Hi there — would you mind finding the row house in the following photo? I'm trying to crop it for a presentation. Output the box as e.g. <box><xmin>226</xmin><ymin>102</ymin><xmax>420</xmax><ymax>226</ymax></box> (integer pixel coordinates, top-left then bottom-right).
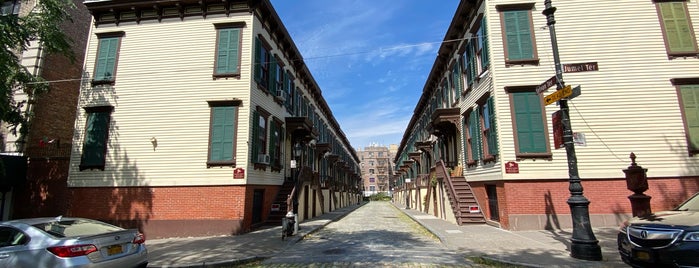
<box><xmin>394</xmin><ymin>0</ymin><xmax>699</xmax><ymax>231</ymax></box>
<box><xmin>1</xmin><ymin>0</ymin><xmax>91</xmax><ymax>220</ymax></box>
<box><xmin>74</xmin><ymin>0</ymin><xmax>361</xmax><ymax>238</ymax></box>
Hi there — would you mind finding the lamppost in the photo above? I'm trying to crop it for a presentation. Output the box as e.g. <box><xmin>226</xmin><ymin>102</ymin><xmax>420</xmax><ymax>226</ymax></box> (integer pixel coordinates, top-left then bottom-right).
<box><xmin>292</xmin><ymin>142</ymin><xmax>303</xmax><ymax>215</ymax></box>
<box><xmin>542</xmin><ymin>0</ymin><xmax>602</xmax><ymax>261</ymax></box>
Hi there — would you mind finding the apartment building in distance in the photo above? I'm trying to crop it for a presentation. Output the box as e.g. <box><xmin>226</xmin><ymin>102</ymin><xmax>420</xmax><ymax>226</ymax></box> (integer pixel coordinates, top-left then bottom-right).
<box><xmin>358</xmin><ymin>144</ymin><xmax>395</xmax><ymax>197</ymax></box>
<box><xmin>393</xmin><ymin>0</ymin><xmax>699</xmax><ymax>231</ymax></box>
<box><xmin>73</xmin><ymin>0</ymin><xmax>361</xmax><ymax>238</ymax></box>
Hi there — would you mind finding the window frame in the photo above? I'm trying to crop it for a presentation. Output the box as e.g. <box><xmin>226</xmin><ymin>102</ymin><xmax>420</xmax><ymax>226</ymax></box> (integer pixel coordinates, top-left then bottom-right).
<box><xmin>654</xmin><ymin>0</ymin><xmax>699</xmax><ymax>58</ymax></box>
<box><xmin>497</xmin><ymin>4</ymin><xmax>539</xmax><ymax>66</ymax></box>
<box><xmin>506</xmin><ymin>86</ymin><xmax>551</xmax><ymax>159</ymax></box>
<box><xmin>206</xmin><ymin>100</ymin><xmax>240</xmax><ymax>168</ymax></box>
<box><xmin>79</xmin><ymin>106</ymin><xmax>114</xmax><ymax>171</ymax></box>
<box><xmin>672</xmin><ymin>78</ymin><xmax>699</xmax><ymax>155</ymax></box>
<box><xmin>254</xmin><ymin>35</ymin><xmax>272</xmax><ymax>91</ymax></box>
<box><xmin>213</xmin><ymin>22</ymin><xmax>245</xmax><ymax>78</ymax></box>
<box><xmin>92</xmin><ymin>32</ymin><xmax>125</xmax><ymax>86</ymax></box>
<box><xmin>479</xmin><ymin>95</ymin><xmax>498</xmax><ymax>163</ymax></box>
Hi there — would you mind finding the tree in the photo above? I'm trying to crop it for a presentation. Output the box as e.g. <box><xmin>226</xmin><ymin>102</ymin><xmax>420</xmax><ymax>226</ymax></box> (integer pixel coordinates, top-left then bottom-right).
<box><xmin>1</xmin><ymin>0</ymin><xmax>75</xmax><ymax>149</ymax></box>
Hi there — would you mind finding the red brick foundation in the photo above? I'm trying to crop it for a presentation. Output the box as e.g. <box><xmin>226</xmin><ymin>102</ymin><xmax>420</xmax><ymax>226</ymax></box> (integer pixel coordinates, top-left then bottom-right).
<box><xmin>470</xmin><ymin>176</ymin><xmax>699</xmax><ymax>230</ymax></box>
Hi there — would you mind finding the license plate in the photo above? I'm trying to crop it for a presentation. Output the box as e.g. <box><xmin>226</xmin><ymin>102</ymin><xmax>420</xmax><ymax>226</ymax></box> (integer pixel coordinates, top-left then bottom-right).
<box><xmin>633</xmin><ymin>250</ymin><xmax>651</xmax><ymax>261</ymax></box>
<box><xmin>107</xmin><ymin>245</ymin><xmax>123</xmax><ymax>256</ymax></box>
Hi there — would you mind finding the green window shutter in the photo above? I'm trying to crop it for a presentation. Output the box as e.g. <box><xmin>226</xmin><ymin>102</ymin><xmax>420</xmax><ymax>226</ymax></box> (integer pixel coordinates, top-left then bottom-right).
<box><xmin>215</xmin><ymin>28</ymin><xmax>240</xmax><ymax>74</ymax></box>
<box><xmin>80</xmin><ymin>111</ymin><xmax>110</xmax><ymax>169</ymax></box>
<box><xmin>210</xmin><ymin>106</ymin><xmax>235</xmax><ymax>161</ymax></box>
<box><xmin>513</xmin><ymin>92</ymin><xmax>547</xmax><ymax>153</ymax></box>
<box><xmin>268</xmin><ymin>57</ymin><xmax>278</xmax><ymax>94</ymax></box>
<box><xmin>95</xmin><ymin>37</ymin><xmax>118</xmax><ymax>81</ymax></box>
<box><xmin>680</xmin><ymin>85</ymin><xmax>699</xmax><ymax>151</ymax></box>
<box><xmin>467</xmin><ymin>42</ymin><xmax>477</xmax><ymax>84</ymax></box>
<box><xmin>469</xmin><ymin>109</ymin><xmax>482</xmax><ymax>161</ymax></box>
<box><xmin>660</xmin><ymin>2</ymin><xmax>696</xmax><ymax>53</ymax></box>
<box><xmin>504</xmin><ymin>10</ymin><xmax>533</xmax><ymax>60</ymax></box>
<box><xmin>486</xmin><ymin>96</ymin><xmax>498</xmax><ymax>155</ymax></box>
<box><xmin>254</xmin><ymin>37</ymin><xmax>262</xmax><ymax>83</ymax></box>
<box><xmin>462</xmin><ymin>117</ymin><xmax>469</xmax><ymax>162</ymax></box>
<box><xmin>251</xmin><ymin>110</ymin><xmax>259</xmax><ymax>163</ymax></box>
<box><xmin>480</xmin><ymin>16</ymin><xmax>490</xmax><ymax>68</ymax></box>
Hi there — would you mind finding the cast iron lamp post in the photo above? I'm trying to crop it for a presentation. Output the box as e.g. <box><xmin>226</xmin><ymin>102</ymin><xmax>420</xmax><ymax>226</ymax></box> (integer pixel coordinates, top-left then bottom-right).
<box><xmin>542</xmin><ymin>0</ymin><xmax>602</xmax><ymax>261</ymax></box>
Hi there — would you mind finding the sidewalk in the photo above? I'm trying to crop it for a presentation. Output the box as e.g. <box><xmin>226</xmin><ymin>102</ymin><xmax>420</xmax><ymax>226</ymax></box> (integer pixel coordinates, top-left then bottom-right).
<box><xmin>146</xmin><ymin>201</ymin><xmax>627</xmax><ymax>267</ymax></box>
<box><xmin>398</xmin><ymin>203</ymin><xmax>627</xmax><ymax>268</ymax></box>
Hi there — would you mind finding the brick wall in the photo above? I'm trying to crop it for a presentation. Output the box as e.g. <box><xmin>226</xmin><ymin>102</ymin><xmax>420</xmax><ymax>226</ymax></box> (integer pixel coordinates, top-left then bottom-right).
<box><xmin>471</xmin><ymin>177</ymin><xmax>699</xmax><ymax>230</ymax></box>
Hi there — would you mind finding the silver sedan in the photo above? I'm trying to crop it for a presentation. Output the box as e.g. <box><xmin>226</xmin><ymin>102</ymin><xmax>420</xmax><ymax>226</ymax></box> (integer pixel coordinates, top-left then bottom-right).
<box><xmin>0</xmin><ymin>216</ymin><xmax>148</xmax><ymax>268</ymax></box>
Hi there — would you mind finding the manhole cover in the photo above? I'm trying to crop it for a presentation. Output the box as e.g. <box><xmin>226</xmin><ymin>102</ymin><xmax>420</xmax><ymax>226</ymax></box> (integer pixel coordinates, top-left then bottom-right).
<box><xmin>322</xmin><ymin>248</ymin><xmax>346</xmax><ymax>255</ymax></box>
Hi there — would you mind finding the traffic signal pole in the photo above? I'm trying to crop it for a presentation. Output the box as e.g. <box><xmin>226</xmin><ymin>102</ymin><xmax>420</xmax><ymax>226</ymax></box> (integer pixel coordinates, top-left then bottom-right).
<box><xmin>542</xmin><ymin>0</ymin><xmax>602</xmax><ymax>261</ymax></box>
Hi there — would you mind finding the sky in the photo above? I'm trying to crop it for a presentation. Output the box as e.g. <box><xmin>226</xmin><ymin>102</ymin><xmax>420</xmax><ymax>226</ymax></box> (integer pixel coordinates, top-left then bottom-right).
<box><xmin>269</xmin><ymin>0</ymin><xmax>460</xmax><ymax>150</ymax></box>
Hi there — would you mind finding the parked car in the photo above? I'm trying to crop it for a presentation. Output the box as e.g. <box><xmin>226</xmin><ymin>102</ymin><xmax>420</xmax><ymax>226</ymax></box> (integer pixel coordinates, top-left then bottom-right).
<box><xmin>618</xmin><ymin>192</ymin><xmax>699</xmax><ymax>267</ymax></box>
<box><xmin>0</xmin><ymin>216</ymin><xmax>147</xmax><ymax>268</ymax></box>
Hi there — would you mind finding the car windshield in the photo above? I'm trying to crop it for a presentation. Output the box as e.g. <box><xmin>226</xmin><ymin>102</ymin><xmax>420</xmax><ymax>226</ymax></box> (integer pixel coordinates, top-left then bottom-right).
<box><xmin>677</xmin><ymin>193</ymin><xmax>699</xmax><ymax>211</ymax></box>
<box><xmin>32</xmin><ymin>219</ymin><xmax>123</xmax><ymax>238</ymax></box>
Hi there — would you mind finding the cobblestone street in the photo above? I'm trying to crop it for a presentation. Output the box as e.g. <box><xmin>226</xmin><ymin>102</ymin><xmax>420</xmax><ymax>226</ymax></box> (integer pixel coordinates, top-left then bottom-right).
<box><xmin>257</xmin><ymin>202</ymin><xmax>481</xmax><ymax>267</ymax></box>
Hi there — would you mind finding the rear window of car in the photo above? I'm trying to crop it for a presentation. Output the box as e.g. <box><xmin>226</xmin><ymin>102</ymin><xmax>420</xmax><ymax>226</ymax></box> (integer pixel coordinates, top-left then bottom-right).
<box><xmin>32</xmin><ymin>219</ymin><xmax>123</xmax><ymax>238</ymax></box>
<box><xmin>677</xmin><ymin>194</ymin><xmax>699</xmax><ymax>211</ymax></box>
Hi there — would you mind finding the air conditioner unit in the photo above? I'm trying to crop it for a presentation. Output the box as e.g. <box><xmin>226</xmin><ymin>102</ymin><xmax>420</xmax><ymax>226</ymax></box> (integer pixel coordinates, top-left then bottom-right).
<box><xmin>257</xmin><ymin>154</ymin><xmax>270</xmax><ymax>164</ymax></box>
<box><xmin>275</xmin><ymin>90</ymin><xmax>287</xmax><ymax>101</ymax></box>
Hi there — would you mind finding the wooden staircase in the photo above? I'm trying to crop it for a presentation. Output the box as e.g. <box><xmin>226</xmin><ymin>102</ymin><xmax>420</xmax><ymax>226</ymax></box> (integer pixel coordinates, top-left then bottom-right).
<box><xmin>447</xmin><ymin>175</ymin><xmax>486</xmax><ymax>225</ymax></box>
<box><xmin>260</xmin><ymin>179</ymin><xmax>295</xmax><ymax>227</ymax></box>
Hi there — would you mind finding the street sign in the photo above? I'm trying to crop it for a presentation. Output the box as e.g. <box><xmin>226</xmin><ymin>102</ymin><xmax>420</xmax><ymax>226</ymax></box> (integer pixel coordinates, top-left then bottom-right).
<box><xmin>570</xmin><ymin>85</ymin><xmax>581</xmax><ymax>99</ymax></box>
<box><xmin>536</xmin><ymin>75</ymin><xmax>559</xmax><ymax>94</ymax></box>
<box><xmin>544</xmin><ymin>85</ymin><xmax>572</xmax><ymax>105</ymax></box>
<box><xmin>563</xmin><ymin>62</ymin><xmax>598</xmax><ymax>73</ymax></box>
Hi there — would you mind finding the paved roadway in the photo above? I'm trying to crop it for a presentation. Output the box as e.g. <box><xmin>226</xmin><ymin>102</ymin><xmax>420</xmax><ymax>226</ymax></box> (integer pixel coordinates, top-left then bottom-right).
<box><xmin>259</xmin><ymin>201</ymin><xmax>481</xmax><ymax>267</ymax></box>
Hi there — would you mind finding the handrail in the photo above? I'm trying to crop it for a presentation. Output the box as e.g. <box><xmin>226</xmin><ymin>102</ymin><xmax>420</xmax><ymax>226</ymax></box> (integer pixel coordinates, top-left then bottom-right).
<box><xmin>436</xmin><ymin>160</ymin><xmax>460</xmax><ymax>217</ymax></box>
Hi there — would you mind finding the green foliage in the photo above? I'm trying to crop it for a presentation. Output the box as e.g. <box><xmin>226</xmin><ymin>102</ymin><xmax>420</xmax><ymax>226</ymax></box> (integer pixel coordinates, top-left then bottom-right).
<box><xmin>0</xmin><ymin>0</ymin><xmax>75</xmax><ymax>138</ymax></box>
<box><xmin>368</xmin><ymin>192</ymin><xmax>392</xmax><ymax>201</ymax></box>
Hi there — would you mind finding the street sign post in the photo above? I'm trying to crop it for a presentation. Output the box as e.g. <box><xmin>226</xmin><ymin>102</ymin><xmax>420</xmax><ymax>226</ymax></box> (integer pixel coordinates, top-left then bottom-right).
<box><xmin>544</xmin><ymin>85</ymin><xmax>572</xmax><ymax>105</ymax></box>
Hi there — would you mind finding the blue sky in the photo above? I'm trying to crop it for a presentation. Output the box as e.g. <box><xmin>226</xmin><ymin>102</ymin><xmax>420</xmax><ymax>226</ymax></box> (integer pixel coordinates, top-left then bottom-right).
<box><xmin>269</xmin><ymin>1</ymin><xmax>459</xmax><ymax>150</ymax></box>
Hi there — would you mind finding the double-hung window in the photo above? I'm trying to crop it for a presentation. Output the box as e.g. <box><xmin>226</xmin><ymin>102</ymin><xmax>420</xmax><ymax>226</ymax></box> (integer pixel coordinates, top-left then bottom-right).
<box><xmin>214</xmin><ymin>23</ymin><xmax>244</xmax><ymax>77</ymax></box>
<box><xmin>93</xmin><ymin>32</ymin><xmax>124</xmax><ymax>85</ymax></box>
<box><xmin>79</xmin><ymin>106</ymin><xmax>113</xmax><ymax>171</ymax></box>
<box><xmin>252</xmin><ymin>107</ymin><xmax>270</xmax><ymax>165</ymax></box>
<box><xmin>673</xmin><ymin>79</ymin><xmax>699</xmax><ymax>155</ymax></box>
<box><xmin>254</xmin><ymin>36</ymin><xmax>271</xmax><ymax>90</ymax></box>
<box><xmin>655</xmin><ymin>1</ymin><xmax>698</xmax><ymax>57</ymax></box>
<box><xmin>498</xmin><ymin>4</ymin><xmax>538</xmax><ymax>65</ymax></box>
<box><xmin>480</xmin><ymin>96</ymin><xmax>498</xmax><ymax>161</ymax></box>
<box><xmin>463</xmin><ymin>109</ymin><xmax>482</xmax><ymax>166</ymax></box>
<box><xmin>269</xmin><ymin>118</ymin><xmax>283</xmax><ymax>169</ymax></box>
<box><xmin>477</xmin><ymin>16</ymin><xmax>490</xmax><ymax>70</ymax></box>
<box><xmin>207</xmin><ymin>101</ymin><xmax>239</xmax><ymax>167</ymax></box>
<box><xmin>508</xmin><ymin>89</ymin><xmax>550</xmax><ymax>158</ymax></box>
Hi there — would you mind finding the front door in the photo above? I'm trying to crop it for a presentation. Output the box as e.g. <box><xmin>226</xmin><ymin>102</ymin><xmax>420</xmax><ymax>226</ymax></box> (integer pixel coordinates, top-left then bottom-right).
<box><xmin>252</xmin><ymin>189</ymin><xmax>264</xmax><ymax>224</ymax></box>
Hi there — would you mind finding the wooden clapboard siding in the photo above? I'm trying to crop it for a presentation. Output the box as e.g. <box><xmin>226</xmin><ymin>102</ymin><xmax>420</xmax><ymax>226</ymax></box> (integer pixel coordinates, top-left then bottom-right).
<box><xmin>477</xmin><ymin>0</ymin><xmax>699</xmax><ymax>181</ymax></box>
<box><xmin>70</xmin><ymin>13</ymin><xmax>257</xmax><ymax>187</ymax></box>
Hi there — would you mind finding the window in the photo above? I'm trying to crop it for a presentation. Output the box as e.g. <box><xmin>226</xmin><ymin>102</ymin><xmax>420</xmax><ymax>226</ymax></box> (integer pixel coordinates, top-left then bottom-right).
<box><xmin>480</xmin><ymin>96</ymin><xmax>498</xmax><ymax>161</ymax></box>
<box><xmin>478</xmin><ymin>16</ymin><xmax>490</xmax><ymax>70</ymax></box>
<box><xmin>254</xmin><ymin>36</ymin><xmax>271</xmax><ymax>90</ymax></box>
<box><xmin>655</xmin><ymin>1</ymin><xmax>698</xmax><ymax>57</ymax></box>
<box><xmin>252</xmin><ymin>107</ymin><xmax>269</xmax><ymax>165</ymax></box>
<box><xmin>271</xmin><ymin>56</ymin><xmax>284</xmax><ymax>96</ymax></box>
<box><xmin>0</xmin><ymin>227</ymin><xmax>27</xmax><ymax>247</ymax></box>
<box><xmin>508</xmin><ymin>90</ymin><xmax>550</xmax><ymax>158</ymax></box>
<box><xmin>214</xmin><ymin>24</ymin><xmax>243</xmax><ymax>77</ymax></box>
<box><xmin>369</xmin><ymin>178</ymin><xmax>375</xmax><ymax>183</ymax></box>
<box><xmin>1</xmin><ymin>0</ymin><xmax>20</xmax><ymax>15</ymax></box>
<box><xmin>284</xmin><ymin>70</ymin><xmax>295</xmax><ymax>112</ymax></box>
<box><xmin>674</xmin><ymin>79</ymin><xmax>699</xmax><ymax>155</ymax></box>
<box><xmin>498</xmin><ymin>5</ymin><xmax>538</xmax><ymax>65</ymax></box>
<box><xmin>451</xmin><ymin>61</ymin><xmax>463</xmax><ymax>97</ymax></box>
<box><xmin>79</xmin><ymin>106</ymin><xmax>113</xmax><ymax>171</ymax></box>
<box><xmin>369</xmin><ymin>169</ymin><xmax>375</xmax><ymax>174</ymax></box>
<box><xmin>269</xmin><ymin>118</ymin><xmax>283</xmax><ymax>169</ymax></box>
<box><xmin>464</xmin><ymin>109</ymin><xmax>482</xmax><ymax>166</ymax></box>
<box><xmin>93</xmin><ymin>32</ymin><xmax>124</xmax><ymax>85</ymax></box>
<box><xmin>207</xmin><ymin>101</ymin><xmax>239</xmax><ymax>167</ymax></box>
